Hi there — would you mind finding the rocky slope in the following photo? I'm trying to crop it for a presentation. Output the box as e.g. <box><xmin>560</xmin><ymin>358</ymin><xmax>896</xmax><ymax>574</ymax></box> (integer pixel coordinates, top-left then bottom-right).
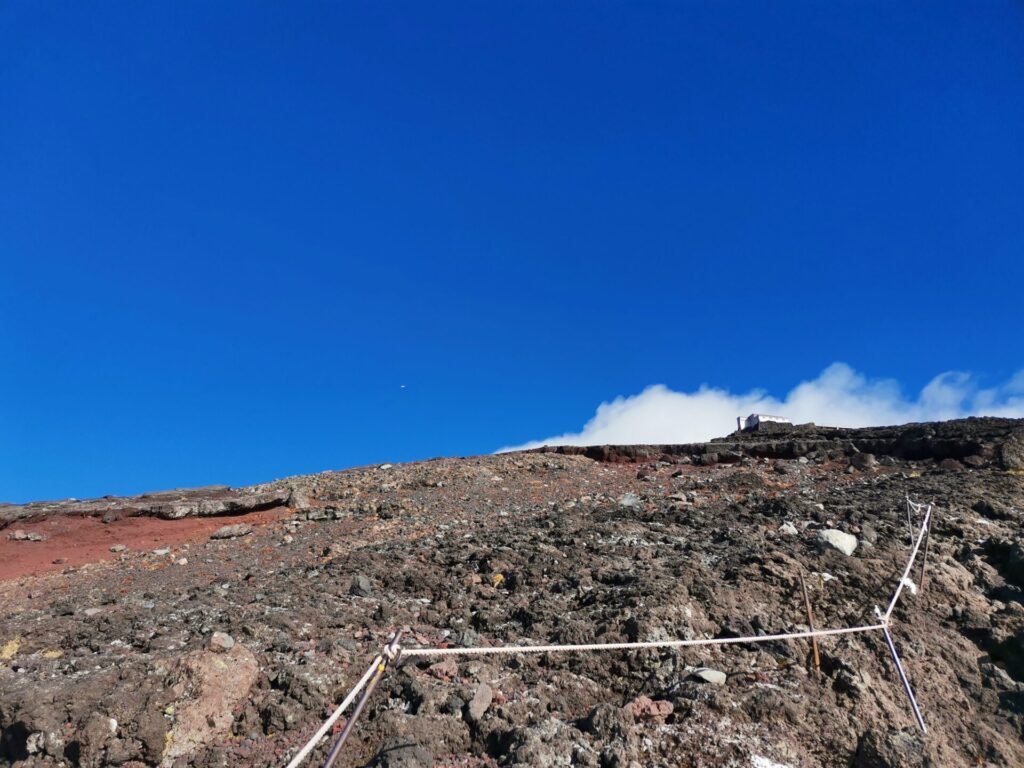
<box><xmin>1</xmin><ymin>418</ymin><xmax>1023</xmax><ymax>767</ymax></box>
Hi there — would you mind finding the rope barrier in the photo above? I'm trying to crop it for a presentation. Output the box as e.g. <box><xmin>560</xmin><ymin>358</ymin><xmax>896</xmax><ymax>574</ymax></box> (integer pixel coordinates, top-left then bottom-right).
<box><xmin>883</xmin><ymin>502</ymin><xmax>931</xmax><ymax>622</ymax></box>
<box><xmin>321</xmin><ymin>631</ymin><xmax>403</xmax><ymax>768</ymax></box>
<box><xmin>284</xmin><ymin>496</ymin><xmax>937</xmax><ymax>766</ymax></box>
<box><xmin>283</xmin><ymin>654</ymin><xmax>383</xmax><ymax>768</ymax></box>
<box><xmin>401</xmin><ymin>623</ymin><xmax>885</xmax><ymax>658</ymax></box>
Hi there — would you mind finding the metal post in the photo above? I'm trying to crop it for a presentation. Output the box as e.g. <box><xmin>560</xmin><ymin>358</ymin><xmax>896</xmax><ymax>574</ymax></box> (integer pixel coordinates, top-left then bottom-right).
<box><xmin>880</xmin><ymin>624</ymin><xmax>927</xmax><ymax>733</ymax></box>
<box><xmin>918</xmin><ymin>511</ymin><xmax>931</xmax><ymax>591</ymax></box>
<box><xmin>799</xmin><ymin>570</ymin><xmax>820</xmax><ymax>675</ymax></box>
<box><xmin>284</xmin><ymin>654</ymin><xmax>383</xmax><ymax>768</ymax></box>
<box><xmin>322</xmin><ymin>631</ymin><xmax>404</xmax><ymax>768</ymax></box>
<box><xmin>904</xmin><ymin>497</ymin><xmax>915</xmax><ymax>547</ymax></box>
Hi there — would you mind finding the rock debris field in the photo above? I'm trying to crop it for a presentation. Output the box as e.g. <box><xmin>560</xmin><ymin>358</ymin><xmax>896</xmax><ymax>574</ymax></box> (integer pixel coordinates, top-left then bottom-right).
<box><xmin>2</xmin><ymin>417</ymin><xmax>1024</xmax><ymax>767</ymax></box>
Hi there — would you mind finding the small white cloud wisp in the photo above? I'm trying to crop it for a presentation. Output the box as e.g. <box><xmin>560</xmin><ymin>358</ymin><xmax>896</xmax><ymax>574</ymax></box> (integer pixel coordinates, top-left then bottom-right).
<box><xmin>499</xmin><ymin>363</ymin><xmax>1024</xmax><ymax>451</ymax></box>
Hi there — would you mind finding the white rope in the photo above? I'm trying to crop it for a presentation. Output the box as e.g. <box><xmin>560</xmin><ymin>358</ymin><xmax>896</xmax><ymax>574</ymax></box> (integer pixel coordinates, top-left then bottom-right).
<box><xmin>284</xmin><ymin>654</ymin><xmax>383</xmax><ymax>768</ymax></box>
<box><xmin>883</xmin><ymin>503</ymin><xmax>931</xmax><ymax>621</ymax></box>
<box><xmin>402</xmin><ymin>623</ymin><xmax>885</xmax><ymax>658</ymax></box>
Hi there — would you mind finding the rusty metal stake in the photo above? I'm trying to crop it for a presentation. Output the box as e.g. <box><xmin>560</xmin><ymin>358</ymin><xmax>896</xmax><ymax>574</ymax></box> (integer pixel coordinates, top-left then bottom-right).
<box><xmin>799</xmin><ymin>569</ymin><xmax>821</xmax><ymax>675</ymax></box>
<box><xmin>918</xmin><ymin>511</ymin><xmax>932</xmax><ymax>591</ymax></box>
<box><xmin>322</xmin><ymin>630</ymin><xmax>403</xmax><ymax>768</ymax></box>
<box><xmin>905</xmin><ymin>496</ymin><xmax>915</xmax><ymax>547</ymax></box>
<box><xmin>880</xmin><ymin>623</ymin><xmax>927</xmax><ymax>732</ymax></box>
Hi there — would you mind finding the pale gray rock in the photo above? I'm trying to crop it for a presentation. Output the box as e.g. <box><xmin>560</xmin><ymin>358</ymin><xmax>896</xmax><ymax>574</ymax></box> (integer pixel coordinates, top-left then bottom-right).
<box><xmin>618</xmin><ymin>493</ymin><xmax>642</xmax><ymax>510</ymax></box>
<box><xmin>465</xmin><ymin>683</ymin><xmax>493</xmax><ymax>723</ymax></box>
<box><xmin>819</xmin><ymin>529</ymin><xmax>858</xmax><ymax>556</ymax></box>
<box><xmin>691</xmin><ymin>667</ymin><xmax>727</xmax><ymax>685</ymax></box>
<box><xmin>210</xmin><ymin>523</ymin><xmax>252</xmax><ymax>539</ymax></box>
<box><xmin>209</xmin><ymin>631</ymin><xmax>235</xmax><ymax>652</ymax></box>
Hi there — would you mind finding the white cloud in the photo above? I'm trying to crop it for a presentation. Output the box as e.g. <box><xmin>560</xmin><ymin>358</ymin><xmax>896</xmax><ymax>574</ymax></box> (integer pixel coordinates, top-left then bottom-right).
<box><xmin>499</xmin><ymin>363</ymin><xmax>1024</xmax><ymax>450</ymax></box>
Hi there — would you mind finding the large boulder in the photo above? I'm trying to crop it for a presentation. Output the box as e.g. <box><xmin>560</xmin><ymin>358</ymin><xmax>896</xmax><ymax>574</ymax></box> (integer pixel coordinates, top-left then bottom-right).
<box><xmin>161</xmin><ymin>645</ymin><xmax>259</xmax><ymax>766</ymax></box>
<box><xmin>1000</xmin><ymin>429</ymin><xmax>1024</xmax><ymax>470</ymax></box>
<box><xmin>850</xmin><ymin>452</ymin><xmax>877</xmax><ymax>470</ymax></box>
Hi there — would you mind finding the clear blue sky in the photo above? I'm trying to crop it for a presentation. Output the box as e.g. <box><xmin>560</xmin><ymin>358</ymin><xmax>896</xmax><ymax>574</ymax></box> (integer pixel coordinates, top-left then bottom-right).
<box><xmin>2</xmin><ymin>2</ymin><xmax>1022</xmax><ymax>502</ymax></box>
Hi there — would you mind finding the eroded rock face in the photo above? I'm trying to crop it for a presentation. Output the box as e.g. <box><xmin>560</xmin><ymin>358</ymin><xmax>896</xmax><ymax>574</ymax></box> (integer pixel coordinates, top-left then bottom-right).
<box><xmin>0</xmin><ymin>487</ymin><xmax>290</xmax><ymax>528</ymax></box>
<box><xmin>528</xmin><ymin>416</ymin><xmax>1024</xmax><ymax>468</ymax></box>
<box><xmin>150</xmin><ymin>490</ymin><xmax>292</xmax><ymax>520</ymax></box>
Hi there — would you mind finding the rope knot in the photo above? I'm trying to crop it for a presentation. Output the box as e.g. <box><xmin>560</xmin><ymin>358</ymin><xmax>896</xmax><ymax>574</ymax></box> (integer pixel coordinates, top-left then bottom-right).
<box><xmin>382</xmin><ymin>630</ymin><xmax>404</xmax><ymax>664</ymax></box>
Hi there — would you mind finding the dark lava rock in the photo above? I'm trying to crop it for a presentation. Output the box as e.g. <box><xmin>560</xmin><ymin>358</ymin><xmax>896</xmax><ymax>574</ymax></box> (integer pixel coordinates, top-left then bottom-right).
<box><xmin>850</xmin><ymin>452</ymin><xmax>877</xmax><ymax>470</ymax></box>
<box><xmin>349</xmin><ymin>574</ymin><xmax>374</xmax><ymax>596</ymax></box>
<box><xmin>973</xmin><ymin>499</ymin><xmax>1019</xmax><ymax>521</ymax></box>
<box><xmin>1000</xmin><ymin>429</ymin><xmax>1024</xmax><ymax>470</ymax></box>
<box><xmin>376</xmin><ymin>744</ymin><xmax>434</xmax><ymax>767</ymax></box>
<box><xmin>585</xmin><ymin>703</ymin><xmax>633</xmax><ymax>739</ymax></box>
<box><xmin>852</xmin><ymin>728</ymin><xmax>932</xmax><ymax>767</ymax></box>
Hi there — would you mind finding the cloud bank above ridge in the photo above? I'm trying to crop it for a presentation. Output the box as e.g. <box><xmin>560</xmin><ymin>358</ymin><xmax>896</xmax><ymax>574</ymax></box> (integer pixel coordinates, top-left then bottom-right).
<box><xmin>500</xmin><ymin>363</ymin><xmax>1024</xmax><ymax>451</ymax></box>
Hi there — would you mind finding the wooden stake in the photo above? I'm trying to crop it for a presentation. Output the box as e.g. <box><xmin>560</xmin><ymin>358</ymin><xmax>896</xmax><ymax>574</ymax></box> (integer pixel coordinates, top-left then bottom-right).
<box><xmin>799</xmin><ymin>569</ymin><xmax>821</xmax><ymax>675</ymax></box>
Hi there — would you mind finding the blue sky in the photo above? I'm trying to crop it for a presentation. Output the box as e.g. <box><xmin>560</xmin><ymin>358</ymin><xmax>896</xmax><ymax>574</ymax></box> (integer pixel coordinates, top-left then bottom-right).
<box><xmin>2</xmin><ymin>2</ymin><xmax>1023</xmax><ymax>502</ymax></box>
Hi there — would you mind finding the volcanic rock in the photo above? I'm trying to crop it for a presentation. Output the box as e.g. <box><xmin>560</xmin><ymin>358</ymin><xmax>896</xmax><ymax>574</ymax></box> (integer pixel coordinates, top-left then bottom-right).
<box><xmin>1000</xmin><ymin>429</ymin><xmax>1024</xmax><ymax>470</ymax></box>
<box><xmin>779</xmin><ymin>522</ymin><xmax>799</xmax><ymax>537</ymax></box>
<box><xmin>464</xmin><ymin>683</ymin><xmax>492</xmax><ymax>723</ymax></box>
<box><xmin>210</xmin><ymin>523</ymin><xmax>252</xmax><ymax>539</ymax></box>
<box><xmin>691</xmin><ymin>667</ymin><xmax>727</xmax><ymax>685</ymax></box>
<box><xmin>850</xmin><ymin>452</ymin><xmax>877</xmax><ymax>470</ymax></box>
<box><xmin>349</xmin><ymin>574</ymin><xmax>373</xmax><ymax>596</ymax></box>
<box><xmin>209</xmin><ymin>631</ymin><xmax>235</xmax><ymax>652</ymax></box>
<box><xmin>818</xmin><ymin>529</ymin><xmax>858</xmax><ymax>556</ymax></box>
<box><xmin>628</xmin><ymin>695</ymin><xmax>674</xmax><ymax>722</ymax></box>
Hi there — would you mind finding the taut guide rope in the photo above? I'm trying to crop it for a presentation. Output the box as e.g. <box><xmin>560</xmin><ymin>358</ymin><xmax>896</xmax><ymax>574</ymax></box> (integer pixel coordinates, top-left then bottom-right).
<box><xmin>286</xmin><ymin>497</ymin><xmax>935</xmax><ymax>766</ymax></box>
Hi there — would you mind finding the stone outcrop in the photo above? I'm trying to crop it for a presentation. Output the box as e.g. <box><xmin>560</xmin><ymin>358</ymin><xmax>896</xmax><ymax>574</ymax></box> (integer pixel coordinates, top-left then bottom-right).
<box><xmin>528</xmin><ymin>416</ymin><xmax>1022</xmax><ymax>468</ymax></box>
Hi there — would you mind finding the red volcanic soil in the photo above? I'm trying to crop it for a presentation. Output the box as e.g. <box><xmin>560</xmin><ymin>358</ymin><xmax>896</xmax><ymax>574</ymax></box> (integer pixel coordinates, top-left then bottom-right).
<box><xmin>0</xmin><ymin>506</ymin><xmax>292</xmax><ymax>581</ymax></box>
